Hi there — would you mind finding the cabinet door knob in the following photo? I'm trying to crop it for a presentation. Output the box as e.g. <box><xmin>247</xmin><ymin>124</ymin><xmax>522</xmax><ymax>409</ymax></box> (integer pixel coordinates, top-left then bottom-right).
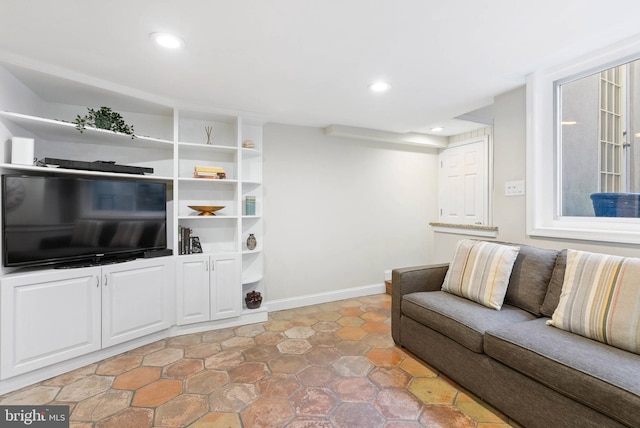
<box><xmin>96</xmin><ymin>276</ymin><xmax>100</xmax><ymax>288</ymax></box>
<box><xmin>104</xmin><ymin>275</ymin><xmax>108</xmax><ymax>286</ymax></box>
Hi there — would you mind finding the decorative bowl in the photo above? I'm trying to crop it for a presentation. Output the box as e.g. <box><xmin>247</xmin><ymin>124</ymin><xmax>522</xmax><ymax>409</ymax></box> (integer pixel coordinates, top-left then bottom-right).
<box><xmin>188</xmin><ymin>205</ymin><xmax>225</xmax><ymax>216</ymax></box>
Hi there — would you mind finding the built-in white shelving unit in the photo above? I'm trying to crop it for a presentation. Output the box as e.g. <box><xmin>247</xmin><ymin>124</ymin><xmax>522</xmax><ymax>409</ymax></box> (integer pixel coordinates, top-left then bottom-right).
<box><xmin>0</xmin><ymin>62</ymin><xmax>267</xmax><ymax>392</ymax></box>
<box><xmin>240</xmin><ymin>123</ymin><xmax>264</xmax><ymax>314</ymax></box>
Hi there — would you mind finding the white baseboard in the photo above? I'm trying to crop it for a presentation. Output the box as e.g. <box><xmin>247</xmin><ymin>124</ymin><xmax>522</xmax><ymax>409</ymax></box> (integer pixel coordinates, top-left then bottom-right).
<box><xmin>0</xmin><ymin>330</ymin><xmax>168</xmax><ymax>396</ymax></box>
<box><xmin>171</xmin><ymin>307</ymin><xmax>269</xmax><ymax>336</ymax></box>
<box><xmin>265</xmin><ymin>283</ymin><xmax>386</xmax><ymax>312</ymax></box>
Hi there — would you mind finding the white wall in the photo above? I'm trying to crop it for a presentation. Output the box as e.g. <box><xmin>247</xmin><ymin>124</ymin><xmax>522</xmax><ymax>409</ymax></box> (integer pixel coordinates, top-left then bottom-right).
<box><xmin>0</xmin><ymin>67</ymin><xmax>43</xmax><ymax>164</ymax></box>
<box><xmin>263</xmin><ymin>123</ymin><xmax>439</xmax><ymax>303</ymax></box>
<box><xmin>434</xmin><ymin>85</ymin><xmax>640</xmax><ymax>260</ymax></box>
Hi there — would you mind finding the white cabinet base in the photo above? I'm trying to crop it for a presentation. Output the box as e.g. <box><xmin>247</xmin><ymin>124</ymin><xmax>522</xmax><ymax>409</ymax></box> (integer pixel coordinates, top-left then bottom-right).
<box><xmin>102</xmin><ymin>260</ymin><xmax>173</xmax><ymax>347</ymax></box>
<box><xmin>0</xmin><ymin>329</ymin><xmax>167</xmax><ymax>396</ymax></box>
<box><xmin>0</xmin><ymin>258</ymin><xmax>172</xmax><ymax>381</ymax></box>
<box><xmin>211</xmin><ymin>253</ymin><xmax>242</xmax><ymax>320</ymax></box>
<box><xmin>176</xmin><ymin>253</ymin><xmax>242</xmax><ymax>326</ymax></box>
<box><xmin>176</xmin><ymin>255</ymin><xmax>210</xmax><ymax>325</ymax></box>
<box><xmin>0</xmin><ymin>255</ymin><xmax>265</xmax><ymax>395</ymax></box>
<box><xmin>0</xmin><ymin>268</ymin><xmax>101</xmax><ymax>379</ymax></box>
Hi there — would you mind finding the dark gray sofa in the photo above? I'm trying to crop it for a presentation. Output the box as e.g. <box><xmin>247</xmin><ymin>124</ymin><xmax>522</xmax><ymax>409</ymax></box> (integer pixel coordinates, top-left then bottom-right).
<box><xmin>391</xmin><ymin>243</ymin><xmax>640</xmax><ymax>428</ymax></box>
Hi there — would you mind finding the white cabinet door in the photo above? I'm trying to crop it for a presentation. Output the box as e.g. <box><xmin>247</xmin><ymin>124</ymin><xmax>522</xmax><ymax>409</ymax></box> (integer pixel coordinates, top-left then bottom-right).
<box><xmin>101</xmin><ymin>259</ymin><xmax>172</xmax><ymax>348</ymax></box>
<box><xmin>176</xmin><ymin>253</ymin><xmax>241</xmax><ymax>324</ymax></box>
<box><xmin>0</xmin><ymin>268</ymin><xmax>101</xmax><ymax>379</ymax></box>
<box><xmin>176</xmin><ymin>255</ymin><xmax>210</xmax><ymax>325</ymax></box>
<box><xmin>210</xmin><ymin>253</ymin><xmax>241</xmax><ymax>320</ymax></box>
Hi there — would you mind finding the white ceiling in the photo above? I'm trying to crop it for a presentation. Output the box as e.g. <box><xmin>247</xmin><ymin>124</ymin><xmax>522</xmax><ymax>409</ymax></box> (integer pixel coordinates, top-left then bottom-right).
<box><xmin>1</xmin><ymin>1</ymin><xmax>640</xmax><ymax>136</ymax></box>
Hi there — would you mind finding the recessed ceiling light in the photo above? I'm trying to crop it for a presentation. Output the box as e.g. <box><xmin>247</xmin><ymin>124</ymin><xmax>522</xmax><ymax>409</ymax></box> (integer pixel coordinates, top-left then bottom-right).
<box><xmin>150</xmin><ymin>32</ymin><xmax>184</xmax><ymax>49</ymax></box>
<box><xmin>368</xmin><ymin>81</ymin><xmax>392</xmax><ymax>92</ymax></box>
<box><xmin>561</xmin><ymin>121</ymin><xmax>577</xmax><ymax>125</ymax></box>
<box><xmin>430</xmin><ymin>127</ymin><xmax>444</xmax><ymax>132</ymax></box>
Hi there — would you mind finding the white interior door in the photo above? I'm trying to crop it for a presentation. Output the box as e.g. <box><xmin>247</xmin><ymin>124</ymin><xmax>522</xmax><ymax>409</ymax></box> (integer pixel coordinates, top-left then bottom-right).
<box><xmin>439</xmin><ymin>137</ymin><xmax>489</xmax><ymax>225</ymax></box>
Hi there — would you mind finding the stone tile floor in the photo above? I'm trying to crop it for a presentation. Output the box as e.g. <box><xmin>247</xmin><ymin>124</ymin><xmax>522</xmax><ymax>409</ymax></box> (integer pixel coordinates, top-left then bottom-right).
<box><xmin>0</xmin><ymin>294</ymin><xmax>519</xmax><ymax>427</ymax></box>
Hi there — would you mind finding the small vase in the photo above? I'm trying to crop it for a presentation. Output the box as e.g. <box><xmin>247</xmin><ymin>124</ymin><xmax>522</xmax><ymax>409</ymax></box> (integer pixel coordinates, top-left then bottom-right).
<box><xmin>247</xmin><ymin>233</ymin><xmax>257</xmax><ymax>250</ymax></box>
<box><xmin>245</xmin><ymin>291</ymin><xmax>262</xmax><ymax>309</ymax></box>
<box><xmin>205</xmin><ymin>125</ymin><xmax>213</xmax><ymax>145</ymax></box>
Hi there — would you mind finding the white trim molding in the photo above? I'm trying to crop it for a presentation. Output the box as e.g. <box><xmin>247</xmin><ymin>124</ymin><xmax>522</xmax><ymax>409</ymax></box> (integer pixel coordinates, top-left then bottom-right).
<box><xmin>325</xmin><ymin>125</ymin><xmax>447</xmax><ymax>148</ymax></box>
<box><xmin>266</xmin><ymin>283</ymin><xmax>386</xmax><ymax>312</ymax></box>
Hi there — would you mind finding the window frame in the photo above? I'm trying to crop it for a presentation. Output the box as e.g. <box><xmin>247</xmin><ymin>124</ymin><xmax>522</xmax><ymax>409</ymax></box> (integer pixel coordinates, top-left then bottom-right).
<box><xmin>527</xmin><ymin>35</ymin><xmax>640</xmax><ymax>244</ymax></box>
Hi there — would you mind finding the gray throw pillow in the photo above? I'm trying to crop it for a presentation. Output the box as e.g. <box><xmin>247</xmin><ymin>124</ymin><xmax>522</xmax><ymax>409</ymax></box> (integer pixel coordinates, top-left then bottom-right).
<box><xmin>504</xmin><ymin>245</ymin><xmax>559</xmax><ymax>315</ymax></box>
<box><xmin>540</xmin><ymin>249</ymin><xmax>567</xmax><ymax>317</ymax></box>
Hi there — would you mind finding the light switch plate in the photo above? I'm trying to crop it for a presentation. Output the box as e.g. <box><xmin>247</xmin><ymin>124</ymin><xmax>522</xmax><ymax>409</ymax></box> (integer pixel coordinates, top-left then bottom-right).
<box><xmin>505</xmin><ymin>180</ymin><xmax>525</xmax><ymax>196</ymax></box>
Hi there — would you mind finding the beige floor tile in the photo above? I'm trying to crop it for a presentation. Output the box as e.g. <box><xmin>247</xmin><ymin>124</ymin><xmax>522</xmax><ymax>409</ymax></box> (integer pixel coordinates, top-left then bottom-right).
<box><xmin>409</xmin><ymin>377</ymin><xmax>458</xmax><ymax>405</ymax></box>
<box><xmin>0</xmin><ymin>385</ymin><xmax>60</xmax><ymax>405</ymax></box>
<box><xmin>191</xmin><ymin>412</ymin><xmax>242</xmax><ymax>428</ymax></box>
<box><xmin>455</xmin><ymin>391</ymin><xmax>509</xmax><ymax>423</ymax></box>
<box><xmin>0</xmin><ymin>294</ymin><xmax>513</xmax><ymax>427</ymax></box>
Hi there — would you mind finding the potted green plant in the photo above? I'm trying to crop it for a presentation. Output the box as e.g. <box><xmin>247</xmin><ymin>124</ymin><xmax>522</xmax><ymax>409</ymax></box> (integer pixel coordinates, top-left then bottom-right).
<box><xmin>74</xmin><ymin>107</ymin><xmax>135</xmax><ymax>138</ymax></box>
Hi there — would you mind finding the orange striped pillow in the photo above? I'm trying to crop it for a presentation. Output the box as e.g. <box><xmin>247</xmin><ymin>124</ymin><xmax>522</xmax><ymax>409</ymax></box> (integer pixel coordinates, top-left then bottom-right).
<box><xmin>442</xmin><ymin>240</ymin><xmax>520</xmax><ymax>310</ymax></box>
<box><xmin>547</xmin><ymin>249</ymin><xmax>640</xmax><ymax>354</ymax></box>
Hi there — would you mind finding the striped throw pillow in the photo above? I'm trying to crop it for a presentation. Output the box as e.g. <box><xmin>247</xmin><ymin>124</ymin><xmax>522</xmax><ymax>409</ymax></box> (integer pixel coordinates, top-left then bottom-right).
<box><xmin>442</xmin><ymin>240</ymin><xmax>520</xmax><ymax>310</ymax></box>
<box><xmin>547</xmin><ymin>249</ymin><xmax>640</xmax><ymax>354</ymax></box>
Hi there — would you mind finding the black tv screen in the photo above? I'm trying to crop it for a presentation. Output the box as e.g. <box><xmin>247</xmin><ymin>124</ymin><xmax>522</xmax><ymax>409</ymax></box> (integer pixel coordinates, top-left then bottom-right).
<box><xmin>2</xmin><ymin>175</ymin><xmax>167</xmax><ymax>267</ymax></box>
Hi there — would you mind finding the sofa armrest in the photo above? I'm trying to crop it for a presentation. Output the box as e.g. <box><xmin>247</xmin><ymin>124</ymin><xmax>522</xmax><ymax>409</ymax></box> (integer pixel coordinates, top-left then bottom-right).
<box><xmin>391</xmin><ymin>263</ymin><xmax>449</xmax><ymax>345</ymax></box>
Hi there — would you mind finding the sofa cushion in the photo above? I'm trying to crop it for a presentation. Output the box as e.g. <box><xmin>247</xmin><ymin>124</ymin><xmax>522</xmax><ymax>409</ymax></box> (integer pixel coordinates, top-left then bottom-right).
<box><xmin>540</xmin><ymin>249</ymin><xmax>567</xmax><ymax>317</ymax></box>
<box><xmin>503</xmin><ymin>244</ymin><xmax>558</xmax><ymax>315</ymax></box>
<box><xmin>548</xmin><ymin>249</ymin><xmax>640</xmax><ymax>354</ymax></box>
<box><xmin>485</xmin><ymin>318</ymin><xmax>640</xmax><ymax>428</ymax></box>
<box><xmin>402</xmin><ymin>291</ymin><xmax>535</xmax><ymax>353</ymax></box>
<box><xmin>441</xmin><ymin>240</ymin><xmax>520</xmax><ymax>310</ymax></box>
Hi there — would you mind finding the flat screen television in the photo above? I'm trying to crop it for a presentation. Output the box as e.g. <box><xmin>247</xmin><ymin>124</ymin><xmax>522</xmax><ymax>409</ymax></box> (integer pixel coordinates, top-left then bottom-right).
<box><xmin>2</xmin><ymin>174</ymin><xmax>167</xmax><ymax>268</ymax></box>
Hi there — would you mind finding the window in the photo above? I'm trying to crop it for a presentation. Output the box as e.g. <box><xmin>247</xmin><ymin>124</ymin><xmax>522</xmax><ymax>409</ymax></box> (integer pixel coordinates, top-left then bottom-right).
<box><xmin>527</xmin><ymin>35</ymin><xmax>640</xmax><ymax>243</ymax></box>
<box><xmin>560</xmin><ymin>60</ymin><xmax>640</xmax><ymax>217</ymax></box>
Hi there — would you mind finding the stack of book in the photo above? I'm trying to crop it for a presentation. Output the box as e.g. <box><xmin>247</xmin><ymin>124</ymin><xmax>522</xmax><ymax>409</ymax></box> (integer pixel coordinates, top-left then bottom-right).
<box><xmin>178</xmin><ymin>226</ymin><xmax>204</xmax><ymax>255</ymax></box>
<box><xmin>178</xmin><ymin>225</ymin><xmax>194</xmax><ymax>255</ymax></box>
<box><xmin>194</xmin><ymin>165</ymin><xmax>226</xmax><ymax>179</ymax></box>
<box><xmin>177</xmin><ymin>226</ymin><xmax>204</xmax><ymax>255</ymax></box>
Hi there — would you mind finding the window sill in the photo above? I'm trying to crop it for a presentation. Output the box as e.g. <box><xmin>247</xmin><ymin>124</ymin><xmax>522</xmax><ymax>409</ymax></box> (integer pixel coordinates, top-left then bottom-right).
<box><xmin>429</xmin><ymin>222</ymin><xmax>498</xmax><ymax>238</ymax></box>
<box><xmin>528</xmin><ymin>223</ymin><xmax>640</xmax><ymax>245</ymax></box>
